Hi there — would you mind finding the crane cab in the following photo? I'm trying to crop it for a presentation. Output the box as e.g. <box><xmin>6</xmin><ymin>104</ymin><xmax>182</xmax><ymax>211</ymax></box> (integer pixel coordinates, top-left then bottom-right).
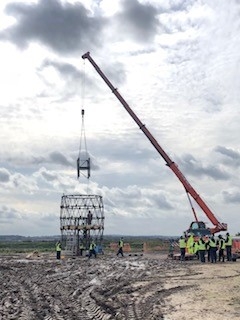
<box><xmin>186</xmin><ymin>221</ymin><xmax>211</xmax><ymax>240</ymax></box>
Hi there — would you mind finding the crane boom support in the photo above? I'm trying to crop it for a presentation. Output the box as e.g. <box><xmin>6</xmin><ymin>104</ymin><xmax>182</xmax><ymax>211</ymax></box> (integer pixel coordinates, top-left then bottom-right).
<box><xmin>82</xmin><ymin>51</ymin><xmax>227</xmax><ymax>233</ymax></box>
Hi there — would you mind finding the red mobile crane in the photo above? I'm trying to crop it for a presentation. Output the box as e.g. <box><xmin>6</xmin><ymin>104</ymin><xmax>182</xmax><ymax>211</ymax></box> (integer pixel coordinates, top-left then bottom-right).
<box><xmin>82</xmin><ymin>51</ymin><xmax>227</xmax><ymax>235</ymax></box>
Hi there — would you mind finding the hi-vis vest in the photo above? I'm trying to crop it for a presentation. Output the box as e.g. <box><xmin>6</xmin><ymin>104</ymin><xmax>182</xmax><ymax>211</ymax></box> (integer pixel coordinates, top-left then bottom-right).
<box><xmin>56</xmin><ymin>243</ymin><xmax>61</xmax><ymax>251</ymax></box>
<box><xmin>198</xmin><ymin>240</ymin><xmax>205</xmax><ymax>251</ymax></box>
<box><xmin>179</xmin><ymin>239</ymin><xmax>186</xmax><ymax>248</ymax></box>
<box><xmin>225</xmin><ymin>236</ymin><xmax>232</xmax><ymax>246</ymax></box>
<box><xmin>90</xmin><ymin>242</ymin><xmax>96</xmax><ymax>250</ymax></box>
<box><xmin>119</xmin><ymin>240</ymin><xmax>123</xmax><ymax>248</ymax></box>
<box><xmin>219</xmin><ymin>239</ymin><xmax>226</xmax><ymax>250</ymax></box>
<box><xmin>209</xmin><ymin>239</ymin><xmax>217</xmax><ymax>248</ymax></box>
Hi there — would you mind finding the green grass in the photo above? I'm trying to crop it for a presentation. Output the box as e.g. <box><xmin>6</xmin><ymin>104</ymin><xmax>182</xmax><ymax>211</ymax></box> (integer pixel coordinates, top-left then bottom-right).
<box><xmin>0</xmin><ymin>241</ymin><xmax>56</xmax><ymax>254</ymax></box>
<box><xmin>0</xmin><ymin>236</ymin><xmax>172</xmax><ymax>254</ymax></box>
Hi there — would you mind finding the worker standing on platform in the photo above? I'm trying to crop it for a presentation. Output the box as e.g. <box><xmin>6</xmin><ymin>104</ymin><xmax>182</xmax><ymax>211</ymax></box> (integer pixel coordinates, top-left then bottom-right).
<box><xmin>179</xmin><ymin>236</ymin><xmax>186</xmax><ymax>261</ymax></box>
<box><xmin>55</xmin><ymin>241</ymin><xmax>62</xmax><ymax>260</ymax></box>
<box><xmin>117</xmin><ymin>237</ymin><xmax>124</xmax><ymax>257</ymax></box>
<box><xmin>225</xmin><ymin>232</ymin><xmax>233</xmax><ymax>261</ymax></box>
<box><xmin>87</xmin><ymin>210</ymin><xmax>93</xmax><ymax>225</ymax></box>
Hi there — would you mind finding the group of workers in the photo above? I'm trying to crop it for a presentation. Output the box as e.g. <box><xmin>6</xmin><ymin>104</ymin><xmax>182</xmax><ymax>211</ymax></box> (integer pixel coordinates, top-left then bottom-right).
<box><xmin>179</xmin><ymin>232</ymin><xmax>233</xmax><ymax>263</ymax></box>
<box><xmin>55</xmin><ymin>237</ymin><xmax>124</xmax><ymax>260</ymax></box>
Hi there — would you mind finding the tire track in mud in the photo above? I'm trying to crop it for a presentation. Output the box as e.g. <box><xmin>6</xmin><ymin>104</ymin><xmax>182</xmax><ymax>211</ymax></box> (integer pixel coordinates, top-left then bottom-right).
<box><xmin>0</xmin><ymin>254</ymin><xmax>190</xmax><ymax>320</ymax></box>
<box><xmin>89</xmin><ymin>258</ymin><xmax>186</xmax><ymax>320</ymax></box>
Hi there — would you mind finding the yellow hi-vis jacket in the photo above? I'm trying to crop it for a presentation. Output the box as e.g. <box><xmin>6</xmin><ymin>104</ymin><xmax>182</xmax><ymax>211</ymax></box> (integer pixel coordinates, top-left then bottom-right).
<box><xmin>187</xmin><ymin>235</ymin><xmax>194</xmax><ymax>253</ymax></box>
<box><xmin>219</xmin><ymin>239</ymin><xmax>226</xmax><ymax>250</ymax></box>
<box><xmin>90</xmin><ymin>242</ymin><xmax>96</xmax><ymax>250</ymax></box>
<box><xmin>193</xmin><ymin>242</ymin><xmax>199</xmax><ymax>253</ymax></box>
<box><xmin>56</xmin><ymin>243</ymin><xmax>61</xmax><ymax>252</ymax></box>
<box><xmin>198</xmin><ymin>239</ymin><xmax>205</xmax><ymax>251</ymax></box>
<box><xmin>179</xmin><ymin>238</ymin><xmax>186</xmax><ymax>248</ymax></box>
<box><xmin>209</xmin><ymin>239</ymin><xmax>217</xmax><ymax>248</ymax></box>
<box><xmin>225</xmin><ymin>235</ymin><xmax>232</xmax><ymax>246</ymax></box>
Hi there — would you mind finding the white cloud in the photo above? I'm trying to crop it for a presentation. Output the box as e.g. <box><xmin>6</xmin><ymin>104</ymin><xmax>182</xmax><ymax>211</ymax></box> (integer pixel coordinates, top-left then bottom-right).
<box><xmin>0</xmin><ymin>0</ymin><xmax>240</xmax><ymax>236</ymax></box>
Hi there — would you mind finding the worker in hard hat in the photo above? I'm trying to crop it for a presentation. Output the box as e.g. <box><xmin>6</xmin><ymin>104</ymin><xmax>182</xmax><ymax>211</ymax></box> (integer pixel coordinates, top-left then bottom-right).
<box><xmin>88</xmin><ymin>239</ymin><xmax>97</xmax><ymax>259</ymax></box>
<box><xmin>187</xmin><ymin>233</ymin><xmax>194</xmax><ymax>254</ymax></box>
<box><xmin>117</xmin><ymin>237</ymin><xmax>124</xmax><ymax>257</ymax></box>
<box><xmin>79</xmin><ymin>242</ymin><xmax>84</xmax><ymax>256</ymax></box>
<box><xmin>179</xmin><ymin>236</ymin><xmax>187</xmax><ymax>262</ymax></box>
<box><xmin>217</xmin><ymin>235</ymin><xmax>225</xmax><ymax>262</ymax></box>
<box><xmin>193</xmin><ymin>240</ymin><xmax>199</xmax><ymax>259</ymax></box>
<box><xmin>205</xmin><ymin>236</ymin><xmax>210</xmax><ymax>262</ymax></box>
<box><xmin>208</xmin><ymin>236</ymin><xmax>217</xmax><ymax>263</ymax></box>
<box><xmin>55</xmin><ymin>241</ymin><xmax>62</xmax><ymax>260</ymax></box>
<box><xmin>197</xmin><ymin>237</ymin><xmax>206</xmax><ymax>263</ymax></box>
<box><xmin>87</xmin><ymin>210</ymin><xmax>93</xmax><ymax>225</ymax></box>
<box><xmin>225</xmin><ymin>232</ymin><xmax>233</xmax><ymax>261</ymax></box>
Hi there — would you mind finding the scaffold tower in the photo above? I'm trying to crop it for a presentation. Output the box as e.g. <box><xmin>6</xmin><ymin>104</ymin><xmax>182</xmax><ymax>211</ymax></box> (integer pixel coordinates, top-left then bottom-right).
<box><xmin>60</xmin><ymin>194</ymin><xmax>104</xmax><ymax>256</ymax></box>
<box><xmin>59</xmin><ymin>107</ymin><xmax>105</xmax><ymax>256</ymax></box>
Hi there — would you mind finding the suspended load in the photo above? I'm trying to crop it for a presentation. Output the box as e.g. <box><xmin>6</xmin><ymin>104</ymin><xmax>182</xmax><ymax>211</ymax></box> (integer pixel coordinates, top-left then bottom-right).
<box><xmin>77</xmin><ymin>109</ymin><xmax>90</xmax><ymax>179</ymax></box>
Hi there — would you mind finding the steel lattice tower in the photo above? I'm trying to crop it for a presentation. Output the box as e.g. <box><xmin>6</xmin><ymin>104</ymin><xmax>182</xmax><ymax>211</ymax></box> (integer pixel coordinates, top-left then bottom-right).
<box><xmin>60</xmin><ymin>194</ymin><xmax>104</xmax><ymax>256</ymax></box>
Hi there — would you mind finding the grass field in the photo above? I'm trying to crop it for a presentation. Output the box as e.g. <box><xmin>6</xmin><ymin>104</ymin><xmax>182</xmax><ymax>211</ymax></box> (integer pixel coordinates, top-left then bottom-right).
<box><xmin>0</xmin><ymin>235</ymin><xmax>173</xmax><ymax>254</ymax></box>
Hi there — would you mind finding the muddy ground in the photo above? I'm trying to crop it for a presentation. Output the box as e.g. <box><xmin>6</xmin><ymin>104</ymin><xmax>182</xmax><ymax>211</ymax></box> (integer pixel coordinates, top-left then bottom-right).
<box><xmin>1</xmin><ymin>252</ymin><xmax>240</xmax><ymax>320</ymax></box>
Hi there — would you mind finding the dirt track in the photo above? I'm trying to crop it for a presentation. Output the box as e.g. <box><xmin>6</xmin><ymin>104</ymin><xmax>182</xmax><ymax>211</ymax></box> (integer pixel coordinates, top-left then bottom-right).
<box><xmin>1</xmin><ymin>252</ymin><xmax>240</xmax><ymax>320</ymax></box>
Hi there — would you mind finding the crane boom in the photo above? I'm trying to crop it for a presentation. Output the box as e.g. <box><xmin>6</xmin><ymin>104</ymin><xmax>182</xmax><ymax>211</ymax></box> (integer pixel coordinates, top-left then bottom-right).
<box><xmin>82</xmin><ymin>51</ymin><xmax>227</xmax><ymax>234</ymax></box>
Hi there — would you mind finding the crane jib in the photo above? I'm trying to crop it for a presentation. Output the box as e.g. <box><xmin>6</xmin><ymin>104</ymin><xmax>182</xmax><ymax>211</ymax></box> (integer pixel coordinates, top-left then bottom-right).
<box><xmin>82</xmin><ymin>52</ymin><xmax>227</xmax><ymax>234</ymax></box>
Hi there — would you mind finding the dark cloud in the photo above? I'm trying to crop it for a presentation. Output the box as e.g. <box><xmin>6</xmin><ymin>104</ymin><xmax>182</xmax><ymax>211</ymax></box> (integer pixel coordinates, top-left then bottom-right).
<box><xmin>215</xmin><ymin>146</ymin><xmax>240</xmax><ymax>161</ymax></box>
<box><xmin>5</xmin><ymin>151</ymin><xmax>73</xmax><ymax>168</ymax></box>
<box><xmin>41</xmin><ymin>170</ymin><xmax>58</xmax><ymax>182</ymax></box>
<box><xmin>90</xmin><ymin>135</ymin><xmax>155</xmax><ymax>162</ymax></box>
<box><xmin>0</xmin><ymin>168</ymin><xmax>10</xmax><ymax>182</ymax></box>
<box><xmin>178</xmin><ymin>153</ymin><xmax>230</xmax><ymax>180</ymax></box>
<box><xmin>0</xmin><ymin>205</ymin><xmax>21</xmax><ymax>222</ymax></box>
<box><xmin>150</xmin><ymin>193</ymin><xmax>173</xmax><ymax>210</ymax></box>
<box><xmin>40</xmin><ymin>59</ymin><xmax>83</xmax><ymax>80</ymax></box>
<box><xmin>0</xmin><ymin>0</ymin><xmax>107</xmax><ymax>54</ymax></box>
<box><xmin>49</xmin><ymin>151</ymin><xmax>72</xmax><ymax>167</ymax></box>
<box><xmin>222</xmin><ymin>190</ymin><xmax>240</xmax><ymax>204</ymax></box>
<box><xmin>39</xmin><ymin>56</ymin><xmax>126</xmax><ymax>99</ymax></box>
<box><xmin>115</xmin><ymin>0</ymin><xmax>160</xmax><ymax>43</ymax></box>
<box><xmin>82</xmin><ymin>54</ymin><xmax>127</xmax><ymax>92</ymax></box>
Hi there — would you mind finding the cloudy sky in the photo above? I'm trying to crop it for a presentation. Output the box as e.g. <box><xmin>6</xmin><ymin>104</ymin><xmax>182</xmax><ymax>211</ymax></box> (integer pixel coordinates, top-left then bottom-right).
<box><xmin>0</xmin><ymin>0</ymin><xmax>240</xmax><ymax>237</ymax></box>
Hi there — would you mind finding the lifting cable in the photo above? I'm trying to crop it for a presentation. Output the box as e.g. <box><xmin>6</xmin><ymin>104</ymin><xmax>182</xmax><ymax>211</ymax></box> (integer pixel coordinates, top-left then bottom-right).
<box><xmin>77</xmin><ymin>59</ymin><xmax>91</xmax><ymax>181</ymax></box>
<box><xmin>186</xmin><ymin>190</ymin><xmax>198</xmax><ymax>222</ymax></box>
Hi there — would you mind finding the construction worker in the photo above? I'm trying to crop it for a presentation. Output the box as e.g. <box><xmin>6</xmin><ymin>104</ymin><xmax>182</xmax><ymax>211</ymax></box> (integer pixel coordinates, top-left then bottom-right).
<box><xmin>179</xmin><ymin>236</ymin><xmax>186</xmax><ymax>261</ymax></box>
<box><xmin>79</xmin><ymin>243</ymin><xmax>84</xmax><ymax>256</ymax></box>
<box><xmin>197</xmin><ymin>237</ymin><xmax>206</xmax><ymax>263</ymax></box>
<box><xmin>205</xmin><ymin>236</ymin><xmax>211</xmax><ymax>262</ymax></box>
<box><xmin>88</xmin><ymin>239</ymin><xmax>97</xmax><ymax>259</ymax></box>
<box><xmin>193</xmin><ymin>240</ymin><xmax>199</xmax><ymax>259</ymax></box>
<box><xmin>225</xmin><ymin>232</ymin><xmax>233</xmax><ymax>261</ymax></box>
<box><xmin>168</xmin><ymin>240</ymin><xmax>174</xmax><ymax>258</ymax></box>
<box><xmin>208</xmin><ymin>236</ymin><xmax>217</xmax><ymax>263</ymax></box>
<box><xmin>117</xmin><ymin>237</ymin><xmax>124</xmax><ymax>257</ymax></box>
<box><xmin>187</xmin><ymin>233</ymin><xmax>195</xmax><ymax>254</ymax></box>
<box><xmin>87</xmin><ymin>210</ymin><xmax>93</xmax><ymax>225</ymax></box>
<box><xmin>217</xmin><ymin>235</ymin><xmax>225</xmax><ymax>262</ymax></box>
<box><xmin>55</xmin><ymin>241</ymin><xmax>62</xmax><ymax>260</ymax></box>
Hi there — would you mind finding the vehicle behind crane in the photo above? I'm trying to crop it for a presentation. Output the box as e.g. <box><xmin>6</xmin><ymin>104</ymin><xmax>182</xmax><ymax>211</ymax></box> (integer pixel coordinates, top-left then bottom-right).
<box><xmin>82</xmin><ymin>51</ymin><xmax>227</xmax><ymax>237</ymax></box>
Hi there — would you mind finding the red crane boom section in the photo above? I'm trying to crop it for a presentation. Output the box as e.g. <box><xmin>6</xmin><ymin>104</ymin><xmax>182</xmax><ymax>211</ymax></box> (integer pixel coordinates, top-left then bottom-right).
<box><xmin>82</xmin><ymin>51</ymin><xmax>227</xmax><ymax>234</ymax></box>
